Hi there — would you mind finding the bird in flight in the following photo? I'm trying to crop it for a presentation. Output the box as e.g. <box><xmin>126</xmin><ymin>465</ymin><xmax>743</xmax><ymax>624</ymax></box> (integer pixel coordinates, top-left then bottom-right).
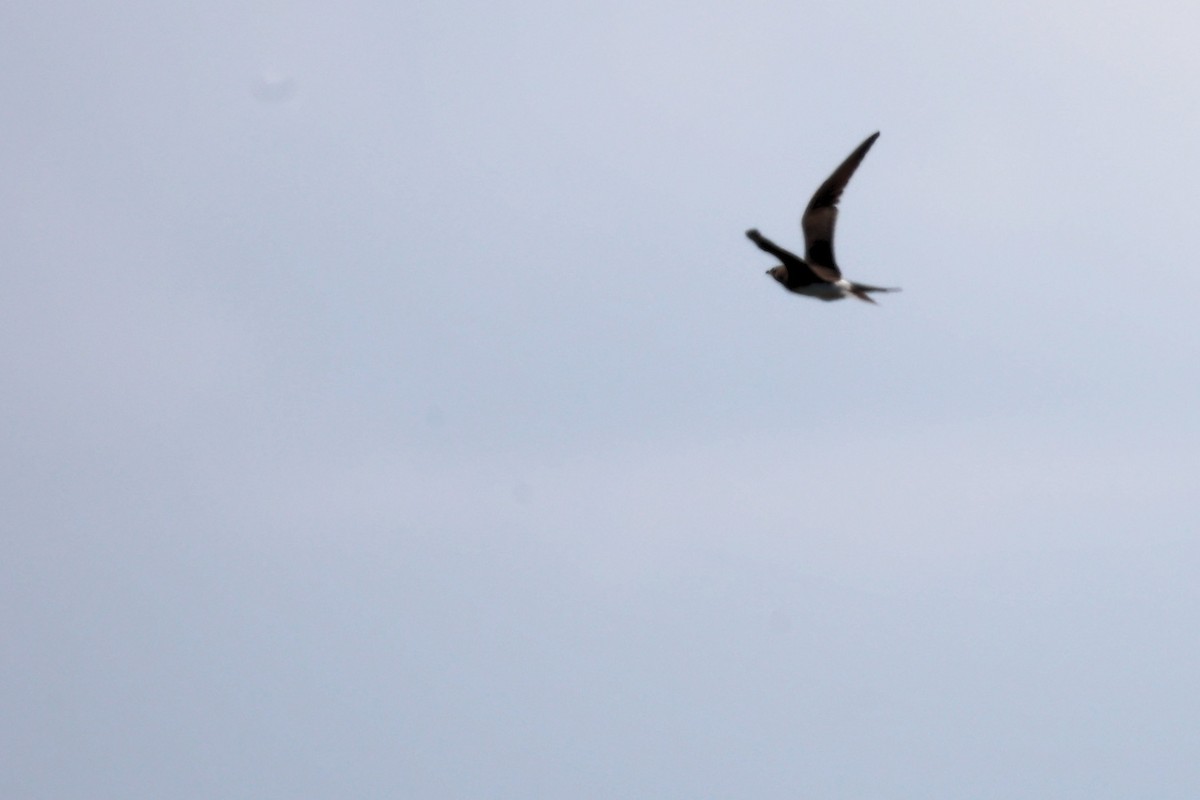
<box><xmin>747</xmin><ymin>131</ymin><xmax>899</xmax><ymax>304</ymax></box>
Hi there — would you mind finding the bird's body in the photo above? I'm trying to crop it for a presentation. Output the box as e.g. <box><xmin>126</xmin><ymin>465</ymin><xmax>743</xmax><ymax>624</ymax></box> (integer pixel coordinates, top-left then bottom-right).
<box><xmin>747</xmin><ymin>132</ymin><xmax>899</xmax><ymax>304</ymax></box>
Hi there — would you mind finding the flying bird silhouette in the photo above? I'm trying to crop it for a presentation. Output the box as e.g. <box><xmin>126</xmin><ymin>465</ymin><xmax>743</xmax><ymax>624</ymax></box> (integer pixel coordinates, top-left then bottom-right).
<box><xmin>747</xmin><ymin>132</ymin><xmax>899</xmax><ymax>304</ymax></box>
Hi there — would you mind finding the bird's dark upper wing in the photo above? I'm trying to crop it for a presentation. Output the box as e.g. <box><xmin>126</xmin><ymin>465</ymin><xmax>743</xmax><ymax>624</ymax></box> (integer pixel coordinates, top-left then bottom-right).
<box><xmin>745</xmin><ymin>229</ymin><xmax>827</xmax><ymax>286</ymax></box>
<box><xmin>801</xmin><ymin>132</ymin><xmax>880</xmax><ymax>277</ymax></box>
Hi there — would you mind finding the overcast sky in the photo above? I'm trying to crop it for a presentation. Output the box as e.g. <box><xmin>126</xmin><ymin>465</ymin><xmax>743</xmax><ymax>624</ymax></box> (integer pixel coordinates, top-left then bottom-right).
<box><xmin>4</xmin><ymin>1</ymin><xmax>1200</xmax><ymax>797</ymax></box>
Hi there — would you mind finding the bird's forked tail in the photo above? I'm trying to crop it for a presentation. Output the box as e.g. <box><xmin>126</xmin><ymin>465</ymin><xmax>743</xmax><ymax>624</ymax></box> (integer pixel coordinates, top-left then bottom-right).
<box><xmin>849</xmin><ymin>283</ymin><xmax>901</xmax><ymax>304</ymax></box>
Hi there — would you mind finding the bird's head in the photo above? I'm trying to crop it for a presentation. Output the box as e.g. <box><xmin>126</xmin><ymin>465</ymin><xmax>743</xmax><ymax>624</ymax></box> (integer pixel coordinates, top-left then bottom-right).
<box><xmin>766</xmin><ymin>265</ymin><xmax>788</xmax><ymax>284</ymax></box>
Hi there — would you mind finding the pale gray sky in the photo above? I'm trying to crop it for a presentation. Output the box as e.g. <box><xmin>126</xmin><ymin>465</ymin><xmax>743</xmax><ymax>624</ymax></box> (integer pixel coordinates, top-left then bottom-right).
<box><xmin>4</xmin><ymin>1</ymin><xmax>1200</xmax><ymax>797</ymax></box>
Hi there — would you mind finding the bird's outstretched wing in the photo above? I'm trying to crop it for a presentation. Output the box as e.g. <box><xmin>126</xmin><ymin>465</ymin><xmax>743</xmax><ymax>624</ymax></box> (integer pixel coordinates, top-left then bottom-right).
<box><xmin>801</xmin><ymin>132</ymin><xmax>879</xmax><ymax>276</ymax></box>
<box><xmin>745</xmin><ymin>229</ymin><xmax>828</xmax><ymax>286</ymax></box>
